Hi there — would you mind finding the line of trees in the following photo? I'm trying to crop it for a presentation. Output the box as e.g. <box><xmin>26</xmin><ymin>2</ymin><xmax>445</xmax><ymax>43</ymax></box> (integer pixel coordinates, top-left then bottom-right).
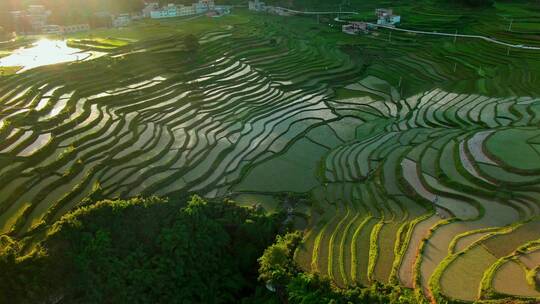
<box><xmin>258</xmin><ymin>232</ymin><xmax>422</xmax><ymax>304</ymax></box>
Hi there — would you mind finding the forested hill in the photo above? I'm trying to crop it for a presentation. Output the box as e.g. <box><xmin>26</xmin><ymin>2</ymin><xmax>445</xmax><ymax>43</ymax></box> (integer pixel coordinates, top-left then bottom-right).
<box><xmin>0</xmin><ymin>196</ymin><xmax>283</xmax><ymax>303</ymax></box>
<box><xmin>0</xmin><ymin>196</ymin><xmax>419</xmax><ymax>303</ymax></box>
<box><xmin>0</xmin><ymin>194</ymin><xmax>424</xmax><ymax>303</ymax></box>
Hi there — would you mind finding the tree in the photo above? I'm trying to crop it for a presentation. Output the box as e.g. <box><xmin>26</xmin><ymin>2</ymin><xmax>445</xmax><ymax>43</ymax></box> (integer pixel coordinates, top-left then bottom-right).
<box><xmin>184</xmin><ymin>34</ymin><xmax>200</xmax><ymax>53</ymax></box>
<box><xmin>287</xmin><ymin>273</ymin><xmax>339</xmax><ymax>304</ymax></box>
<box><xmin>258</xmin><ymin>231</ymin><xmax>302</xmax><ymax>286</ymax></box>
<box><xmin>0</xmin><ymin>26</ymin><xmax>7</xmax><ymax>41</ymax></box>
<box><xmin>0</xmin><ymin>1</ymin><xmax>15</xmax><ymax>33</ymax></box>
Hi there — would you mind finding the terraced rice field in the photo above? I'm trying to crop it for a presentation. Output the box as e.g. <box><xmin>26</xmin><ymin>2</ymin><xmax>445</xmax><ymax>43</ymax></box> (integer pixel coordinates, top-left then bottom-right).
<box><xmin>1</xmin><ymin>7</ymin><xmax>540</xmax><ymax>303</ymax></box>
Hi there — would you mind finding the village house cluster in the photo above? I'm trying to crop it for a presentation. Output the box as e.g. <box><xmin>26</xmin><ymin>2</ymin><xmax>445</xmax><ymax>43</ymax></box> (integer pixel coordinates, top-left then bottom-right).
<box><xmin>9</xmin><ymin>2</ymin><xmax>399</xmax><ymax>37</ymax></box>
<box><xmin>9</xmin><ymin>5</ymin><xmax>92</xmax><ymax>35</ymax></box>
<box><xmin>143</xmin><ymin>0</ymin><xmax>232</xmax><ymax>19</ymax></box>
<box><xmin>9</xmin><ymin>4</ymin><xmax>136</xmax><ymax>35</ymax></box>
<box><xmin>247</xmin><ymin>1</ymin><xmax>401</xmax><ymax>32</ymax></box>
<box><xmin>342</xmin><ymin>8</ymin><xmax>401</xmax><ymax>35</ymax></box>
<box><xmin>9</xmin><ymin>0</ymin><xmax>232</xmax><ymax>35</ymax></box>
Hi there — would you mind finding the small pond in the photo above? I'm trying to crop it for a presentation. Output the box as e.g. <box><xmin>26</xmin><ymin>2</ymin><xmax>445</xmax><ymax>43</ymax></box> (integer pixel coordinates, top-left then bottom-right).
<box><xmin>0</xmin><ymin>39</ymin><xmax>104</xmax><ymax>73</ymax></box>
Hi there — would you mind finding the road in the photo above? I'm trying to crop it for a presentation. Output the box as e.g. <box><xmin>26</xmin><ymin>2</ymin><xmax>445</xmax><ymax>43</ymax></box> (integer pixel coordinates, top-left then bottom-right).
<box><xmin>274</xmin><ymin>6</ymin><xmax>540</xmax><ymax>51</ymax></box>
<box><xmin>366</xmin><ymin>23</ymin><xmax>540</xmax><ymax>50</ymax></box>
<box><xmin>276</xmin><ymin>7</ymin><xmax>359</xmax><ymax>15</ymax></box>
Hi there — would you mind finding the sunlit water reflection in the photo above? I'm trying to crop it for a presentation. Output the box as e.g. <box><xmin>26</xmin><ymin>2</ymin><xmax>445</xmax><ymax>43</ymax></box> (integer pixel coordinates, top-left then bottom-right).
<box><xmin>0</xmin><ymin>39</ymin><xmax>105</xmax><ymax>73</ymax></box>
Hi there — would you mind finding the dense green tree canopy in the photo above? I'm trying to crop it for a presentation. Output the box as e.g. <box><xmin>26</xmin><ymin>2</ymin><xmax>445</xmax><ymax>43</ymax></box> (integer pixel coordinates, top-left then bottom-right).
<box><xmin>0</xmin><ymin>196</ymin><xmax>281</xmax><ymax>304</ymax></box>
<box><xmin>258</xmin><ymin>231</ymin><xmax>302</xmax><ymax>286</ymax></box>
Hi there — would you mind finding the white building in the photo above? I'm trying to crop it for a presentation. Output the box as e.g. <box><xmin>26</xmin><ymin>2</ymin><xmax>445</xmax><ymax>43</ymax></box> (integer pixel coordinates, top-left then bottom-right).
<box><xmin>178</xmin><ymin>5</ymin><xmax>197</xmax><ymax>16</ymax></box>
<box><xmin>150</xmin><ymin>4</ymin><xmax>180</xmax><ymax>19</ymax></box>
<box><xmin>41</xmin><ymin>24</ymin><xmax>89</xmax><ymax>34</ymax></box>
<box><xmin>376</xmin><ymin>8</ymin><xmax>401</xmax><ymax>26</ymax></box>
<box><xmin>42</xmin><ymin>25</ymin><xmax>63</xmax><ymax>34</ymax></box>
<box><xmin>142</xmin><ymin>2</ymin><xmax>159</xmax><ymax>18</ymax></box>
<box><xmin>112</xmin><ymin>14</ymin><xmax>132</xmax><ymax>27</ymax></box>
<box><xmin>214</xmin><ymin>5</ymin><xmax>232</xmax><ymax>15</ymax></box>
<box><xmin>249</xmin><ymin>0</ymin><xmax>266</xmax><ymax>11</ymax></box>
<box><xmin>194</xmin><ymin>0</ymin><xmax>215</xmax><ymax>14</ymax></box>
<box><xmin>62</xmin><ymin>24</ymin><xmax>90</xmax><ymax>34</ymax></box>
<box><xmin>342</xmin><ymin>22</ymin><xmax>368</xmax><ymax>35</ymax></box>
<box><xmin>149</xmin><ymin>1</ymin><xmax>216</xmax><ymax>19</ymax></box>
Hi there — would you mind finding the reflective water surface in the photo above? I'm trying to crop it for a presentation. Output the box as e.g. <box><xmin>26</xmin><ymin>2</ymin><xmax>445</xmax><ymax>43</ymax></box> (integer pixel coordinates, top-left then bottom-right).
<box><xmin>0</xmin><ymin>39</ymin><xmax>104</xmax><ymax>73</ymax></box>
